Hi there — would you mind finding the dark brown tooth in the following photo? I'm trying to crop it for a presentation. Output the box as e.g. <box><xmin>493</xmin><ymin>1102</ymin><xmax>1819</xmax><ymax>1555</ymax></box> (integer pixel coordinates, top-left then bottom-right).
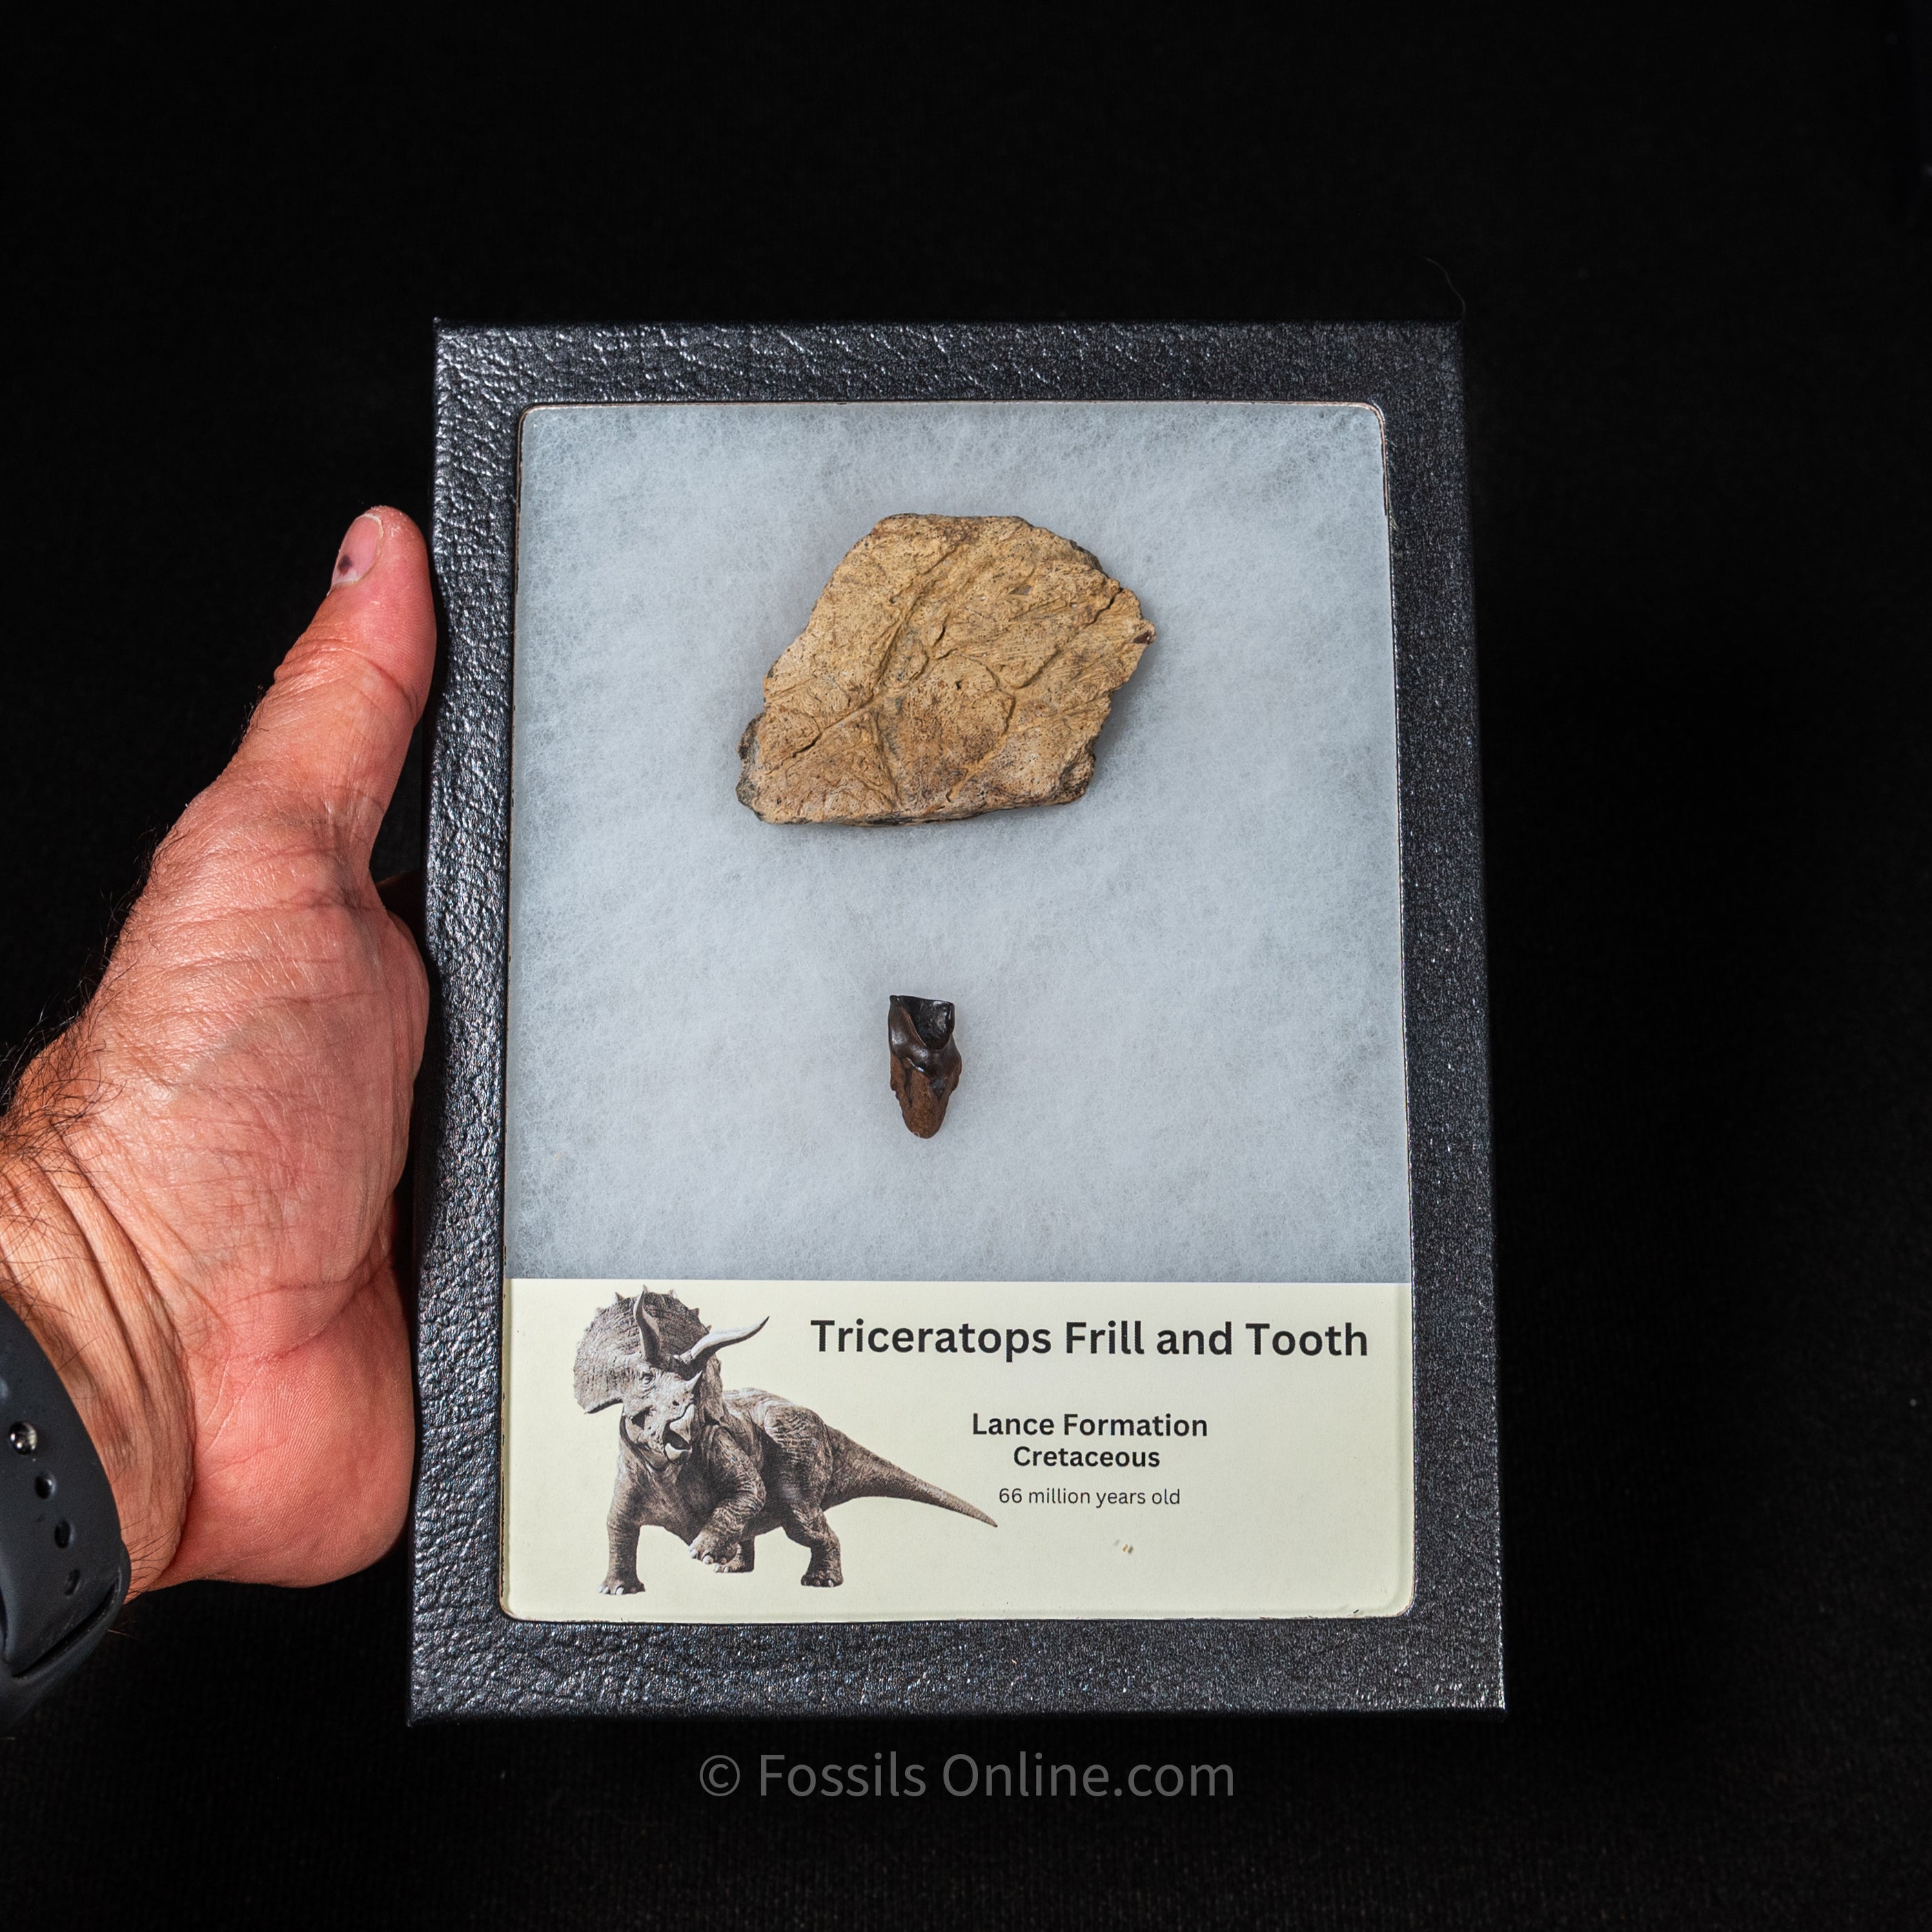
<box><xmin>888</xmin><ymin>995</ymin><xmax>963</xmax><ymax>1137</ymax></box>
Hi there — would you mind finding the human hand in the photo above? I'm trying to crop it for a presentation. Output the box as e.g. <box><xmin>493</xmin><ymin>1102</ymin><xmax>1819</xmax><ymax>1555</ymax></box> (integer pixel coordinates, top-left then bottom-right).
<box><xmin>0</xmin><ymin>510</ymin><xmax>434</xmax><ymax>1595</ymax></box>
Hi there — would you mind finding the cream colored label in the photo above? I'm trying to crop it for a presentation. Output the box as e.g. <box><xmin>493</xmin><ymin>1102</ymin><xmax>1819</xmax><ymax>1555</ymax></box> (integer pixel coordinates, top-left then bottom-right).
<box><xmin>502</xmin><ymin>1280</ymin><xmax>1413</xmax><ymax>1623</ymax></box>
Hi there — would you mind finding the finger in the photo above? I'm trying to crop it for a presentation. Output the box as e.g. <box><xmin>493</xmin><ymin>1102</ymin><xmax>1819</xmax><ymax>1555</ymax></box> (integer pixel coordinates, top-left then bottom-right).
<box><xmin>225</xmin><ymin>508</ymin><xmax>436</xmax><ymax>862</ymax></box>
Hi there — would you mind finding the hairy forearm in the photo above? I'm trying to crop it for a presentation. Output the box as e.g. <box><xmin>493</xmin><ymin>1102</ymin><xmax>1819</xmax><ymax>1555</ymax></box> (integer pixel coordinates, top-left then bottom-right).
<box><xmin>0</xmin><ymin>1125</ymin><xmax>194</xmax><ymax>1597</ymax></box>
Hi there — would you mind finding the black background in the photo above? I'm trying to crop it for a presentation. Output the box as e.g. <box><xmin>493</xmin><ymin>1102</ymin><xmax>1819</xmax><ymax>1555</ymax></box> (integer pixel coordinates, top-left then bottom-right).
<box><xmin>6</xmin><ymin>8</ymin><xmax>1928</xmax><ymax>1926</ymax></box>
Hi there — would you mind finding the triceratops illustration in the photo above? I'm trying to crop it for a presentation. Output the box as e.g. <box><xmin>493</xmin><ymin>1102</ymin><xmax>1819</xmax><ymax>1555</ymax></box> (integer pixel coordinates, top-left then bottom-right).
<box><xmin>574</xmin><ymin>1288</ymin><xmax>996</xmax><ymax>1591</ymax></box>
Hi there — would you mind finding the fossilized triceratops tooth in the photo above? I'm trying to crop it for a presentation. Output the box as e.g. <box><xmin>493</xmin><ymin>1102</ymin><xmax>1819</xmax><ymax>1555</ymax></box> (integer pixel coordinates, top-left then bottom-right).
<box><xmin>888</xmin><ymin>995</ymin><xmax>963</xmax><ymax>1139</ymax></box>
<box><xmin>671</xmin><ymin>1317</ymin><xmax>770</xmax><ymax>1374</ymax></box>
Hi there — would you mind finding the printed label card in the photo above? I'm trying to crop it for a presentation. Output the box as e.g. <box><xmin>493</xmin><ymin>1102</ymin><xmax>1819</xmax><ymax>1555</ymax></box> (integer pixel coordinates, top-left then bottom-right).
<box><xmin>504</xmin><ymin>1281</ymin><xmax>1414</xmax><ymax>1621</ymax></box>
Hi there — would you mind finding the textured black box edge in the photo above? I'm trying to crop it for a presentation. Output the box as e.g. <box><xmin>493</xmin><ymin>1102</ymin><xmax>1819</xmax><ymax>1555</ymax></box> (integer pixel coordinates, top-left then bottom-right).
<box><xmin>412</xmin><ymin>322</ymin><xmax>1500</xmax><ymax>1719</ymax></box>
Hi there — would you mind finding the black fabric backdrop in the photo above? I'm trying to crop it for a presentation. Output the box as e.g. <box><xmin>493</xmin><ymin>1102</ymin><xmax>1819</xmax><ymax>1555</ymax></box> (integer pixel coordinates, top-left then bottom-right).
<box><xmin>6</xmin><ymin>8</ymin><xmax>1927</xmax><ymax>1926</ymax></box>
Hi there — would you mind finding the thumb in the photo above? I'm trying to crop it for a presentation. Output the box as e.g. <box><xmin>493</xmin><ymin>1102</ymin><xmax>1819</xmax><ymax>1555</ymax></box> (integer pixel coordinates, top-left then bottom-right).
<box><xmin>224</xmin><ymin>507</ymin><xmax>436</xmax><ymax>864</ymax></box>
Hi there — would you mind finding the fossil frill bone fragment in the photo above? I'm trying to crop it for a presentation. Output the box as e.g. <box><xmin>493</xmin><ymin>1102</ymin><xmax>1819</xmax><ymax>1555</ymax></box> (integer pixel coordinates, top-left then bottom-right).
<box><xmin>888</xmin><ymin>996</ymin><xmax>962</xmax><ymax>1138</ymax></box>
<box><xmin>737</xmin><ymin>515</ymin><xmax>1153</xmax><ymax>824</ymax></box>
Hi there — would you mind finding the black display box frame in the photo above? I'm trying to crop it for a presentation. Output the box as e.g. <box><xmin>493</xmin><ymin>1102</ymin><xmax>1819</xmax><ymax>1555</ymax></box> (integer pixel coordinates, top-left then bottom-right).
<box><xmin>412</xmin><ymin>322</ymin><xmax>1498</xmax><ymax>1718</ymax></box>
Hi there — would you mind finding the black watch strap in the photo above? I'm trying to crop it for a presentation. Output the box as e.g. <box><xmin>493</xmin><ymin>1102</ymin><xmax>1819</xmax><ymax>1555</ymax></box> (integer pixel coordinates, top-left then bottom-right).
<box><xmin>1</xmin><ymin>1293</ymin><xmax>130</xmax><ymax>1727</ymax></box>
